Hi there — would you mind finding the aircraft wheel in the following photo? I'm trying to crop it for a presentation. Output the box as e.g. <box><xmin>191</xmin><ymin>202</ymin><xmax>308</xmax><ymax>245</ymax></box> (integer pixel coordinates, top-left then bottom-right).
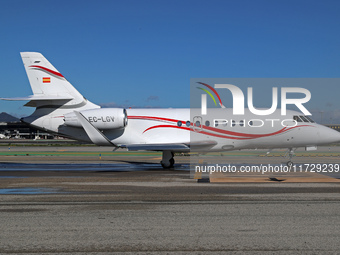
<box><xmin>161</xmin><ymin>151</ymin><xmax>175</xmax><ymax>168</ymax></box>
<box><xmin>161</xmin><ymin>158</ymin><xmax>174</xmax><ymax>168</ymax></box>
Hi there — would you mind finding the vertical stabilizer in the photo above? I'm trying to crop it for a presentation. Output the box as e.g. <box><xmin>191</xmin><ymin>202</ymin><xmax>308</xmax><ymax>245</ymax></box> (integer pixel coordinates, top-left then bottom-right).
<box><xmin>20</xmin><ymin>52</ymin><xmax>96</xmax><ymax>108</ymax></box>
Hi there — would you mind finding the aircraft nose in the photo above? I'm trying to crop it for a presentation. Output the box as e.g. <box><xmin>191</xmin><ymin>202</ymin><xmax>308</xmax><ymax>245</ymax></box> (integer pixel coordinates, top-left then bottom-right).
<box><xmin>318</xmin><ymin>125</ymin><xmax>340</xmax><ymax>144</ymax></box>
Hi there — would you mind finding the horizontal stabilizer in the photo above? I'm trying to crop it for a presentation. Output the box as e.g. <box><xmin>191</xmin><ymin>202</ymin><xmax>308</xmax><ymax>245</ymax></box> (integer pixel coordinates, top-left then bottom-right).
<box><xmin>0</xmin><ymin>95</ymin><xmax>74</xmax><ymax>101</ymax></box>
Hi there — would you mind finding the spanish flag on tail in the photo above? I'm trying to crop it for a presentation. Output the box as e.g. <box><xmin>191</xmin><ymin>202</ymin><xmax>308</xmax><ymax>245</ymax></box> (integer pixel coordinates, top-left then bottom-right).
<box><xmin>42</xmin><ymin>77</ymin><xmax>50</xmax><ymax>83</ymax></box>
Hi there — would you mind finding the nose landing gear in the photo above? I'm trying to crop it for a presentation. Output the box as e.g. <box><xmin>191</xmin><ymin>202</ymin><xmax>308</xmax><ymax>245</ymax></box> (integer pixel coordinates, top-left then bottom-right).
<box><xmin>285</xmin><ymin>148</ymin><xmax>295</xmax><ymax>167</ymax></box>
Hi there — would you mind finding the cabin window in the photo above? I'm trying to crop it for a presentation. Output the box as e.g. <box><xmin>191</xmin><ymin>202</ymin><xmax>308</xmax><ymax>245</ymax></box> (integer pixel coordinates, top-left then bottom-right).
<box><xmin>205</xmin><ymin>120</ymin><xmax>210</xmax><ymax>127</ymax></box>
<box><xmin>231</xmin><ymin>120</ymin><xmax>236</xmax><ymax>127</ymax></box>
<box><xmin>214</xmin><ymin>120</ymin><xmax>228</xmax><ymax>127</ymax></box>
<box><xmin>177</xmin><ymin>121</ymin><xmax>182</xmax><ymax>127</ymax></box>
<box><xmin>186</xmin><ymin>121</ymin><xmax>190</xmax><ymax>127</ymax></box>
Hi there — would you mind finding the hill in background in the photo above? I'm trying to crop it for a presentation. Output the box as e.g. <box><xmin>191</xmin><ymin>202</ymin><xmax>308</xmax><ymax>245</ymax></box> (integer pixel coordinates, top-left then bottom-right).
<box><xmin>0</xmin><ymin>112</ymin><xmax>20</xmax><ymax>122</ymax></box>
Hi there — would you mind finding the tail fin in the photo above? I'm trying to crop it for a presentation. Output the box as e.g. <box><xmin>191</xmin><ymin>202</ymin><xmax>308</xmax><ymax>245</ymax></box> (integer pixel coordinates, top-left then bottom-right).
<box><xmin>2</xmin><ymin>52</ymin><xmax>98</xmax><ymax>109</ymax></box>
<box><xmin>20</xmin><ymin>52</ymin><xmax>91</xmax><ymax>107</ymax></box>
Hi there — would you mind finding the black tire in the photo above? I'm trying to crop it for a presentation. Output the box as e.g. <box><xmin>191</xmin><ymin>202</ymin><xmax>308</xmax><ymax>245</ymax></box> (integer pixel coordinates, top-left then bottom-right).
<box><xmin>161</xmin><ymin>158</ymin><xmax>175</xmax><ymax>168</ymax></box>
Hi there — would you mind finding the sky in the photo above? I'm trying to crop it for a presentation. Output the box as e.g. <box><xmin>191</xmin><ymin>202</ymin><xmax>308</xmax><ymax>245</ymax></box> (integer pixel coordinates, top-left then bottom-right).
<box><xmin>0</xmin><ymin>0</ymin><xmax>340</xmax><ymax>123</ymax></box>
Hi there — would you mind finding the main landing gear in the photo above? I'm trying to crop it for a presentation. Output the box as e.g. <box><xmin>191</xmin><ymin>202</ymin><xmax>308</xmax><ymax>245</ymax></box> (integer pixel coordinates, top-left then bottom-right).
<box><xmin>286</xmin><ymin>148</ymin><xmax>295</xmax><ymax>167</ymax></box>
<box><xmin>161</xmin><ymin>151</ymin><xmax>174</xmax><ymax>168</ymax></box>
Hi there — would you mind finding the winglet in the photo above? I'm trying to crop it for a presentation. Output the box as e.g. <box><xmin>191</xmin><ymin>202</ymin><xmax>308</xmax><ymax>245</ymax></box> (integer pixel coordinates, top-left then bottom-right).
<box><xmin>74</xmin><ymin>111</ymin><xmax>116</xmax><ymax>146</ymax></box>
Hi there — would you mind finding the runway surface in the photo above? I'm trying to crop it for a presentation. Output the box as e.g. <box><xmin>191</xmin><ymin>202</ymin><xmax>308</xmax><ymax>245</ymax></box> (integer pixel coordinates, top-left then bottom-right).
<box><xmin>0</xmin><ymin>145</ymin><xmax>340</xmax><ymax>253</ymax></box>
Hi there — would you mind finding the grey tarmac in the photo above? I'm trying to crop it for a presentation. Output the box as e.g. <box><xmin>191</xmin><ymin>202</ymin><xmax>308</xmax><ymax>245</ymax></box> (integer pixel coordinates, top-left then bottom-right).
<box><xmin>0</xmin><ymin>145</ymin><xmax>340</xmax><ymax>254</ymax></box>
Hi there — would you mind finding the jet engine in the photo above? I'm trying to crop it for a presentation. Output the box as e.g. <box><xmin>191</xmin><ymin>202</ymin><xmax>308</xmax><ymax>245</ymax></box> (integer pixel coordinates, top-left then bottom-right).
<box><xmin>64</xmin><ymin>108</ymin><xmax>128</xmax><ymax>130</ymax></box>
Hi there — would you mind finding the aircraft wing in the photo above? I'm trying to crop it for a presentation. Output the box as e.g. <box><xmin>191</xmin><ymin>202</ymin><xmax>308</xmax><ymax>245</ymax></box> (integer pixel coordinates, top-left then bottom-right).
<box><xmin>188</xmin><ymin>140</ymin><xmax>218</xmax><ymax>151</ymax></box>
<box><xmin>121</xmin><ymin>140</ymin><xmax>217</xmax><ymax>152</ymax></box>
<box><xmin>121</xmin><ymin>143</ymin><xmax>190</xmax><ymax>152</ymax></box>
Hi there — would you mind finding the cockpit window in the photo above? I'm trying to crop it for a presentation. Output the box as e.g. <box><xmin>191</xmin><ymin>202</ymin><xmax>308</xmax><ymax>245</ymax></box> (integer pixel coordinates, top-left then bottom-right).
<box><xmin>294</xmin><ymin>115</ymin><xmax>315</xmax><ymax>123</ymax></box>
<box><xmin>293</xmin><ymin>116</ymin><xmax>303</xmax><ymax>122</ymax></box>
<box><xmin>305</xmin><ymin>116</ymin><xmax>315</xmax><ymax>123</ymax></box>
<box><xmin>299</xmin><ymin>115</ymin><xmax>310</xmax><ymax>122</ymax></box>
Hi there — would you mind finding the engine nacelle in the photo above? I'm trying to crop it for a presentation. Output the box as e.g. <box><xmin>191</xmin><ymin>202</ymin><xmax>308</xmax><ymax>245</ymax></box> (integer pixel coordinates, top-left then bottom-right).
<box><xmin>64</xmin><ymin>108</ymin><xmax>128</xmax><ymax>130</ymax></box>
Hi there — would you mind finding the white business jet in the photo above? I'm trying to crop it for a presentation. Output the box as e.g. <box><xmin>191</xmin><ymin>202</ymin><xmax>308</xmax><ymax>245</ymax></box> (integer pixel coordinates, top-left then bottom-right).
<box><xmin>2</xmin><ymin>52</ymin><xmax>340</xmax><ymax>168</ymax></box>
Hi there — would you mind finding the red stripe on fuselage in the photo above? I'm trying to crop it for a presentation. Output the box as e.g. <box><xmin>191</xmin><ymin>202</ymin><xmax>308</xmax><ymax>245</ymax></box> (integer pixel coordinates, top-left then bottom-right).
<box><xmin>128</xmin><ymin>115</ymin><xmax>184</xmax><ymax>124</ymax></box>
<box><xmin>143</xmin><ymin>125</ymin><xmax>190</xmax><ymax>133</ymax></box>
<box><xmin>128</xmin><ymin>115</ymin><xmax>314</xmax><ymax>139</ymax></box>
